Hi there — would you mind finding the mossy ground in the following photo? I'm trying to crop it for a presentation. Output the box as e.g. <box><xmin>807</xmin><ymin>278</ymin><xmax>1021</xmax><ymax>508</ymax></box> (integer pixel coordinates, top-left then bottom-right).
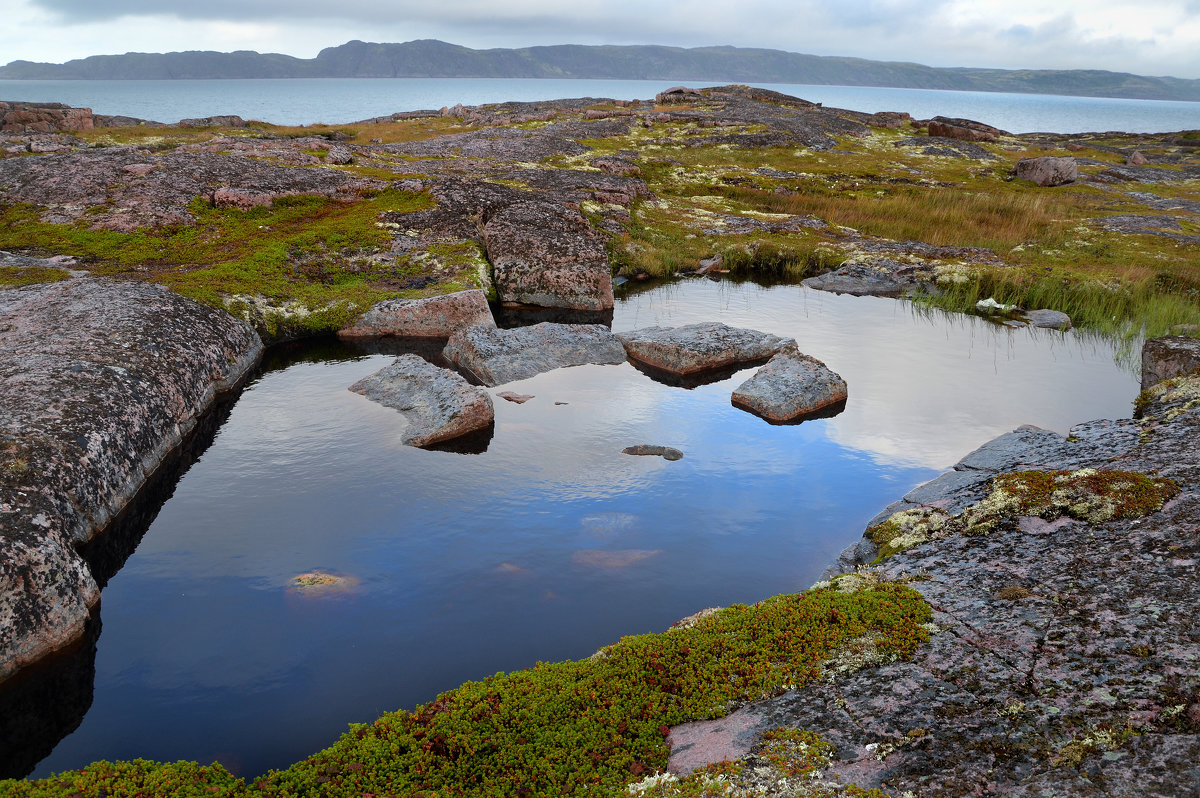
<box><xmin>0</xmin><ymin>188</ymin><xmax>492</xmax><ymax>338</ymax></box>
<box><xmin>1</xmin><ymin>581</ymin><xmax>930</xmax><ymax>798</ymax></box>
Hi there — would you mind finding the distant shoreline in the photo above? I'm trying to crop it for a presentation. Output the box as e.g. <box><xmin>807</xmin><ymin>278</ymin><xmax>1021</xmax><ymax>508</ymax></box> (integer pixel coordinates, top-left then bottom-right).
<box><xmin>2</xmin><ymin>40</ymin><xmax>1198</xmax><ymax>103</ymax></box>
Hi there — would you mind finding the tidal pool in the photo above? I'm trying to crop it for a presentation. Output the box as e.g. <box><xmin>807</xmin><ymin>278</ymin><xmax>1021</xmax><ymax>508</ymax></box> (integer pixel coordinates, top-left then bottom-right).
<box><xmin>19</xmin><ymin>279</ymin><xmax>1138</xmax><ymax>778</ymax></box>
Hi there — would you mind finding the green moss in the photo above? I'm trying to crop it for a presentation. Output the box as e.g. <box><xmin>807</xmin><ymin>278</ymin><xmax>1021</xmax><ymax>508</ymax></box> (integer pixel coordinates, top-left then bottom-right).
<box><xmin>0</xmin><ymin>760</ymin><xmax>244</xmax><ymax>798</ymax></box>
<box><xmin>0</xmin><ymin>265</ymin><xmax>73</xmax><ymax>288</ymax></box>
<box><xmin>0</xmin><ymin>189</ymin><xmax>453</xmax><ymax>338</ymax></box>
<box><xmin>970</xmin><ymin>468</ymin><xmax>1181</xmax><ymax>528</ymax></box>
<box><xmin>1052</xmin><ymin>725</ymin><xmax>1139</xmax><ymax>769</ymax></box>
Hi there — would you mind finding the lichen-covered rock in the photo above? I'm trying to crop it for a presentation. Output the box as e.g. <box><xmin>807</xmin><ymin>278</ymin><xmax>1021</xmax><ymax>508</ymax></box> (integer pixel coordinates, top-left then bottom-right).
<box><xmin>0</xmin><ymin>101</ymin><xmax>94</xmax><ymax>133</ymax></box>
<box><xmin>443</xmin><ymin>322</ymin><xmax>627</xmax><ymax>386</ymax></box>
<box><xmin>1141</xmin><ymin>334</ymin><xmax>1200</xmax><ymax>390</ymax></box>
<box><xmin>348</xmin><ymin>354</ymin><xmax>494</xmax><ymax>447</ymax></box>
<box><xmin>926</xmin><ymin>116</ymin><xmax>1004</xmax><ymax>142</ymax></box>
<box><xmin>1014</xmin><ymin>155</ymin><xmax>1079</xmax><ymax>187</ymax></box>
<box><xmin>338</xmin><ymin>290</ymin><xmax>495</xmax><ymax>339</ymax></box>
<box><xmin>483</xmin><ymin>201</ymin><xmax>615</xmax><ymax>311</ymax></box>
<box><xmin>672</xmin><ymin>372</ymin><xmax>1200</xmax><ymax>796</ymax></box>
<box><xmin>0</xmin><ymin>276</ymin><xmax>262</xmax><ymax>683</ymax></box>
<box><xmin>617</xmin><ymin>322</ymin><xmax>796</xmax><ymax>376</ymax></box>
<box><xmin>0</xmin><ymin>146</ymin><xmax>381</xmax><ymax>231</ymax></box>
<box><xmin>731</xmin><ymin>351</ymin><xmax>847</xmax><ymax>423</ymax></box>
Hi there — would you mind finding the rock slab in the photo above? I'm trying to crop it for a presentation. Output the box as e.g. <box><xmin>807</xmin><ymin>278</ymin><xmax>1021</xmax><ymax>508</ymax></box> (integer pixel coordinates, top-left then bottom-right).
<box><xmin>443</xmin><ymin>322</ymin><xmax>627</xmax><ymax>386</ymax></box>
<box><xmin>1014</xmin><ymin>156</ymin><xmax>1078</xmax><ymax>187</ymax></box>
<box><xmin>1142</xmin><ymin>334</ymin><xmax>1200</xmax><ymax>389</ymax></box>
<box><xmin>349</xmin><ymin>354</ymin><xmax>494</xmax><ymax>447</ymax></box>
<box><xmin>617</xmin><ymin>322</ymin><xmax>796</xmax><ymax>376</ymax></box>
<box><xmin>483</xmin><ymin>201</ymin><xmax>614</xmax><ymax>311</ymax></box>
<box><xmin>1</xmin><ymin>277</ymin><xmax>262</xmax><ymax>683</ymax></box>
<box><xmin>338</xmin><ymin>290</ymin><xmax>495</xmax><ymax>339</ymax></box>
<box><xmin>731</xmin><ymin>352</ymin><xmax>848</xmax><ymax>422</ymax></box>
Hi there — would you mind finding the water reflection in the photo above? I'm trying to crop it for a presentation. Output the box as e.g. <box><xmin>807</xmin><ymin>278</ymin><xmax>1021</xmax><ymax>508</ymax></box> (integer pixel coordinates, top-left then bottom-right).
<box><xmin>19</xmin><ymin>281</ymin><xmax>1137</xmax><ymax>780</ymax></box>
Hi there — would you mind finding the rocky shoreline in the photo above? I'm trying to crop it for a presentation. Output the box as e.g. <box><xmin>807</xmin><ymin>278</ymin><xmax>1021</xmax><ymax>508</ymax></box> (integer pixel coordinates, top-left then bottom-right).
<box><xmin>1</xmin><ymin>85</ymin><xmax>1199</xmax><ymax>792</ymax></box>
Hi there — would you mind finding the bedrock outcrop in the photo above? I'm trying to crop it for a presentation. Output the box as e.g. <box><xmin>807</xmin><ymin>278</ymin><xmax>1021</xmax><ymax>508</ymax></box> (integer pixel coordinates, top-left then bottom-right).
<box><xmin>337</xmin><ymin>289</ymin><xmax>494</xmax><ymax>339</ymax></box>
<box><xmin>0</xmin><ymin>276</ymin><xmax>262</xmax><ymax>683</ymax></box>
<box><xmin>667</xmin><ymin>340</ymin><xmax>1200</xmax><ymax>796</ymax></box>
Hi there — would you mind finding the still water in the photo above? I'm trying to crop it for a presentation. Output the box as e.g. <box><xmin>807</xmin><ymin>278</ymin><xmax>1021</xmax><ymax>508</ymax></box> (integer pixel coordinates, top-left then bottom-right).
<box><xmin>21</xmin><ymin>279</ymin><xmax>1138</xmax><ymax>778</ymax></box>
<box><xmin>0</xmin><ymin>77</ymin><xmax>1197</xmax><ymax>133</ymax></box>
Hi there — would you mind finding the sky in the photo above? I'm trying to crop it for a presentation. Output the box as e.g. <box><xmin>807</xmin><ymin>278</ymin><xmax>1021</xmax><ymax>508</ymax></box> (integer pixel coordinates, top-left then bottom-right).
<box><xmin>2</xmin><ymin>0</ymin><xmax>1200</xmax><ymax>79</ymax></box>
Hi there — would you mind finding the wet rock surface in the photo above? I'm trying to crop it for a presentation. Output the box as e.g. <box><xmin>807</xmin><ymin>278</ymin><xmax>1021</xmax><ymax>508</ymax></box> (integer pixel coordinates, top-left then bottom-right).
<box><xmin>1141</xmin><ymin>335</ymin><xmax>1200</xmax><ymax>390</ymax></box>
<box><xmin>337</xmin><ymin>289</ymin><xmax>494</xmax><ymax>338</ymax></box>
<box><xmin>801</xmin><ymin>258</ymin><xmax>933</xmax><ymax>297</ymax></box>
<box><xmin>731</xmin><ymin>351</ymin><xmax>848</xmax><ymax>423</ymax></box>
<box><xmin>672</xmin><ymin>340</ymin><xmax>1200</xmax><ymax>796</ymax></box>
<box><xmin>0</xmin><ymin>276</ymin><xmax>262</xmax><ymax>683</ymax></box>
<box><xmin>348</xmin><ymin>354</ymin><xmax>494</xmax><ymax>447</ymax></box>
<box><xmin>443</xmin><ymin>322</ymin><xmax>627</xmax><ymax>386</ymax></box>
<box><xmin>621</xmin><ymin>445</ymin><xmax>684</xmax><ymax>461</ymax></box>
<box><xmin>617</xmin><ymin>322</ymin><xmax>796</xmax><ymax>376</ymax></box>
<box><xmin>1022</xmin><ymin>308</ymin><xmax>1073</xmax><ymax>330</ymax></box>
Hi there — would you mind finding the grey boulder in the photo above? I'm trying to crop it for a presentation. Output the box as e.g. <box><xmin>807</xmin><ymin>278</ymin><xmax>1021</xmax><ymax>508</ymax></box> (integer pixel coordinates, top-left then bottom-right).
<box><xmin>443</xmin><ymin>322</ymin><xmax>627</xmax><ymax>387</ymax></box>
<box><xmin>349</xmin><ymin>354</ymin><xmax>494</xmax><ymax>447</ymax></box>
<box><xmin>1022</xmin><ymin>308</ymin><xmax>1072</xmax><ymax>330</ymax></box>
<box><xmin>731</xmin><ymin>351</ymin><xmax>848</xmax><ymax>423</ymax></box>
<box><xmin>1141</xmin><ymin>335</ymin><xmax>1200</xmax><ymax>390</ymax></box>
<box><xmin>617</xmin><ymin>322</ymin><xmax>796</xmax><ymax>376</ymax></box>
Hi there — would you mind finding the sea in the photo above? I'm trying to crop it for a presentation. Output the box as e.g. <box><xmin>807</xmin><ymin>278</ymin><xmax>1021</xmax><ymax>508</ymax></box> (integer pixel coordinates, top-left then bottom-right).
<box><xmin>1</xmin><ymin>77</ymin><xmax>1198</xmax><ymax>134</ymax></box>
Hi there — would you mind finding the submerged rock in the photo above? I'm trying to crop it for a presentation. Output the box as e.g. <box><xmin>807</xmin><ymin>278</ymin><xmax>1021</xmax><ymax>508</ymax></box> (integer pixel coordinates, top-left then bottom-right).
<box><xmin>349</xmin><ymin>354</ymin><xmax>494</xmax><ymax>447</ymax></box>
<box><xmin>483</xmin><ymin>201</ymin><xmax>614</xmax><ymax>311</ymax></box>
<box><xmin>617</xmin><ymin>322</ymin><xmax>795</xmax><ymax>376</ymax></box>
<box><xmin>622</xmin><ymin>445</ymin><xmax>684</xmax><ymax>461</ymax></box>
<box><xmin>731</xmin><ymin>352</ymin><xmax>847</xmax><ymax>423</ymax></box>
<box><xmin>338</xmin><ymin>289</ymin><xmax>494</xmax><ymax>339</ymax></box>
<box><xmin>1014</xmin><ymin>155</ymin><xmax>1078</xmax><ymax>186</ymax></box>
<box><xmin>442</xmin><ymin>322</ymin><xmax>627</xmax><ymax>387</ymax></box>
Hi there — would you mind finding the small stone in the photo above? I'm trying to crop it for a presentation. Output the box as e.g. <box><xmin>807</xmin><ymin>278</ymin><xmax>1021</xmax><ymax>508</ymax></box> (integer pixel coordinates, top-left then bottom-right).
<box><xmin>622</xmin><ymin>445</ymin><xmax>684</xmax><ymax>460</ymax></box>
<box><xmin>497</xmin><ymin>391</ymin><xmax>534</xmax><ymax>404</ymax></box>
<box><xmin>338</xmin><ymin>290</ymin><xmax>494</xmax><ymax>339</ymax></box>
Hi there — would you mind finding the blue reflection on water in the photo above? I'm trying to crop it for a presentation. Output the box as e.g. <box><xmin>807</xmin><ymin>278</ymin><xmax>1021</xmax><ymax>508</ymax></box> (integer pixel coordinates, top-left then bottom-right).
<box><xmin>29</xmin><ymin>281</ymin><xmax>1138</xmax><ymax>777</ymax></box>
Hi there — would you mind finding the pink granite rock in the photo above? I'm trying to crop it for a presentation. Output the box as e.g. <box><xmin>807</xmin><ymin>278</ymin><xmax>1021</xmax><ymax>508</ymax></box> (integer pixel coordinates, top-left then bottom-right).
<box><xmin>338</xmin><ymin>290</ymin><xmax>495</xmax><ymax>339</ymax></box>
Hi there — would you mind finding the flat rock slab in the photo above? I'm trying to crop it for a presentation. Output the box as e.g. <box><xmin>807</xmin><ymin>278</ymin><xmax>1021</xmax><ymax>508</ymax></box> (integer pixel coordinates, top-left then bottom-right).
<box><xmin>337</xmin><ymin>289</ymin><xmax>494</xmax><ymax>338</ymax></box>
<box><xmin>616</xmin><ymin>322</ymin><xmax>796</xmax><ymax>376</ymax></box>
<box><xmin>731</xmin><ymin>351</ymin><xmax>848</xmax><ymax>423</ymax></box>
<box><xmin>1</xmin><ymin>276</ymin><xmax>262</xmax><ymax>683</ymax></box>
<box><xmin>442</xmin><ymin>322</ymin><xmax>627</xmax><ymax>387</ymax></box>
<box><xmin>1142</xmin><ymin>334</ymin><xmax>1200</xmax><ymax>390</ymax></box>
<box><xmin>483</xmin><ymin>201</ymin><xmax>614</xmax><ymax>311</ymax></box>
<box><xmin>349</xmin><ymin>354</ymin><xmax>494</xmax><ymax>447</ymax></box>
<box><xmin>802</xmin><ymin>259</ymin><xmax>932</xmax><ymax>298</ymax></box>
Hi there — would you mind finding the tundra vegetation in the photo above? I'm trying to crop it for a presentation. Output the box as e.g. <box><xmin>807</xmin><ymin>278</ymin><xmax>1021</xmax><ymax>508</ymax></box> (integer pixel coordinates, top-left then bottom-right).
<box><xmin>1</xmin><ymin>86</ymin><xmax>1197</xmax><ymax>794</ymax></box>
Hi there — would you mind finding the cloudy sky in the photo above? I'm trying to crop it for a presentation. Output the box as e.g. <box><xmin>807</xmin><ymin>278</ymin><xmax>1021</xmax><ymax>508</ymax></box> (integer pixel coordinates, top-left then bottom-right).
<box><xmin>3</xmin><ymin>0</ymin><xmax>1200</xmax><ymax>78</ymax></box>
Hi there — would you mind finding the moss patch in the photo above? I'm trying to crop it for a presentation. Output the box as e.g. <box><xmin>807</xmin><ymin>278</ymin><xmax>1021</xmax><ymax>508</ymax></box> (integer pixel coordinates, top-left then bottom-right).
<box><xmin>867</xmin><ymin>469</ymin><xmax>1180</xmax><ymax>561</ymax></box>
<box><xmin>0</xmin><ymin>189</ymin><xmax>475</xmax><ymax>338</ymax></box>
<box><xmin>0</xmin><ymin>265</ymin><xmax>73</xmax><ymax>288</ymax></box>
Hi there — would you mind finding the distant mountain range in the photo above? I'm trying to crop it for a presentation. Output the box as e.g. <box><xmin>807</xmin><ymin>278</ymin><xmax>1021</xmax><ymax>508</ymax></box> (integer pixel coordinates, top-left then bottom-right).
<box><xmin>2</xmin><ymin>39</ymin><xmax>1198</xmax><ymax>103</ymax></box>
